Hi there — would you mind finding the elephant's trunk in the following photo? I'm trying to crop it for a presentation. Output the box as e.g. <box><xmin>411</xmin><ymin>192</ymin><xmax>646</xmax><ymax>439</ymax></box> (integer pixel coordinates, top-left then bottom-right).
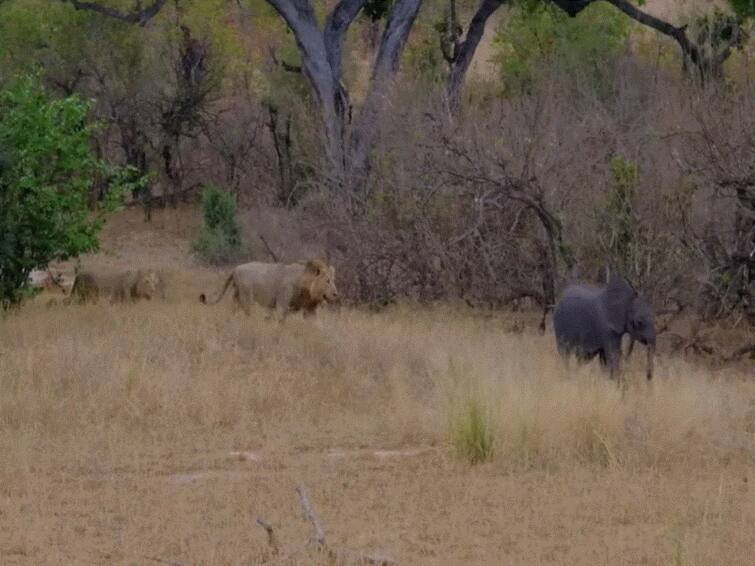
<box><xmin>645</xmin><ymin>343</ymin><xmax>655</xmax><ymax>380</ymax></box>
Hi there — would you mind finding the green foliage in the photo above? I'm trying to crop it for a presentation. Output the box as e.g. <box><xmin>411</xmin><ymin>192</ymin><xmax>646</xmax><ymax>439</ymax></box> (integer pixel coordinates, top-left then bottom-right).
<box><xmin>192</xmin><ymin>185</ymin><xmax>242</xmax><ymax>264</ymax></box>
<box><xmin>0</xmin><ymin>76</ymin><xmax>131</xmax><ymax>309</ymax></box>
<box><xmin>450</xmin><ymin>397</ymin><xmax>495</xmax><ymax>464</ymax></box>
<box><xmin>0</xmin><ymin>0</ymin><xmax>244</xmax><ymax>107</ymax></box>
<box><xmin>0</xmin><ymin>0</ymin><xmax>85</xmax><ymax>80</ymax></box>
<box><xmin>598</xmin><ymin>157</ymin><xmax>639</xmax><ymax>274</ymax></box>
<box><xmin>728</xmin><ymin>0</ymin><xmax>755</xmax><ymax>20</ymax></box>
<box><xmin>363</xmin><ymin>0</ymin><xmax>394</xmax><ymax>22</ymax></box>
<box><xmin>404</xmin><ymin>24</ymin><xmax>447</xmax><ymax>85</ymax></box>
<box><xmin>692</xmin><ymin>7</ymin><xmax>750</xmax><ymax>56</ymax></box>
<box><xmin>493</xmin><ymin>1</ymin><xmax>629</xmax><ymax>95</ymax></box>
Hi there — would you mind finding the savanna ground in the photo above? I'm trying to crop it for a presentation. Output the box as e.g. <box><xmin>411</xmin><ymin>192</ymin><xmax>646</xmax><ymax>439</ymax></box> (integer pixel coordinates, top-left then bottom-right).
<box><xmin>1</xmin><ymin>208</ymin><xmax>753</xmax><ymax>565</ymax></box>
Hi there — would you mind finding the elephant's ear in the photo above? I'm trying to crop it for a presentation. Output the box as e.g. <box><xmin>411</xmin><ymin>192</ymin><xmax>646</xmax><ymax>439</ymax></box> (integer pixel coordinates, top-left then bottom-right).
<box><xmin>605</xmin><ymin>275</ymin><xmax>637</xmax><ymax>334</ymax></box>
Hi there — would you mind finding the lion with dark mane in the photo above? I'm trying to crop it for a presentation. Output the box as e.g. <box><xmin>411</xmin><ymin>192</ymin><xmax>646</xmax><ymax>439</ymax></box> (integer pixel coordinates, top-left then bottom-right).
<box><xmin>200</xmin><ymin>259</ymin><xmax>338</xmax><ymax>318</ymax></box>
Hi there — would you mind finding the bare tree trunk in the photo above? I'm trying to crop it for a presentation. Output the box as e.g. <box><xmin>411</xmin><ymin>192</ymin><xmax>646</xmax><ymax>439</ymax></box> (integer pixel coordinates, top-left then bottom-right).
<box><xmin>445</xmin><ymin>0</ymin><xmax>505</xmax><ymax>107</ymax></box>
<box><xmin>266</xmin><ymin>0</ymin><xmax>367</xmax><ymax>178</ymax></box>
<box><xmin>64</xmin><ymin>0</ymin><xmax>423</xmax><ymax>192</ymax></box>
<box><xmin>267</xmin><ymin>104</ymin><xmax>295</xmax><ymax>206</ymax></box>
<box><xmin>348</xmin><ymin>0</ymin><xmax>424</xmax><ymax>189</ymax></box>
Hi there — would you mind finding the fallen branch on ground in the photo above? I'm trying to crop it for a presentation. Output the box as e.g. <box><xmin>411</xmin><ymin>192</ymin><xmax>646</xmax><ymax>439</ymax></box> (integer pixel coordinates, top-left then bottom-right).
<box><xmin>256</xmin><ymin>517</ymin><xmax>280</xmax><ymax>556</ymax></box>
<box><xmin>143</xmin><ymin>556</ymin><xmax>185</xmax><ymax>566</ymax></box>
<box><xmin>257</xmin><ymin>485</ymin><xmax>398</xmax><ymax>566</ymax></box>
<box><xmin>296</xmin><ymin>485</ymin><xmax>326</xmax><ymax>549</ymax></box>
<box><xmin>727</xmin><ymin>343</ymin><xmax>755</xmax><ymax>361</ymax></box>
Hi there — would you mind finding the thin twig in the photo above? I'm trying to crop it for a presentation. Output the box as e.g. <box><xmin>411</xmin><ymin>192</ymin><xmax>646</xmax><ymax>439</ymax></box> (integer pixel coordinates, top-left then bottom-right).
<box><xmin>258</xmin><ymin>544</ymin><xmax>308</xmax><ymax>566</ymax></box>
<box><xmin>66</xmin><ymin>0</ymin><xmax>167</xmax><ymax>26</ymax></box>
<box><xmin>257</xmin><ymin>488</ymin><xmax>399</xmax><ymax>565</ymax></box>
<box><xmin>143</xmin><ymin>556</ymin><xmax>185</xmax><ymax>566</ymax></box>
<box><xmin>259</xmin><ymin>235</ymin><xmax>280</xmax><ymax>262</ymax></box>
<box><xmin>256</xmin><ymin>517</ymin><xmax>280</xmax><ymax>556</ymax></box>
<box><xmin>336</xmin><ymin>547</ymin><xmax>399</xmax><ymax>565</ymax></box>
<box><xmin>295</xmin><ymin>485</ymin><xmax>325</xmax><ymax>548</ymax></box>
<box><xmin>728</xmin><ymin>343</ymin><xmax>755</xmax><ymax>361</ymax></box>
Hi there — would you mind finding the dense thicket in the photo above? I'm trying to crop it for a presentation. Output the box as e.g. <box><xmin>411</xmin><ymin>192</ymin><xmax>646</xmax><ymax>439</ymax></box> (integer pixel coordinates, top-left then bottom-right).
<box><xmin>0</xmin><ymin>0</ymin><xmax>752</xmax><ymax>323</ymax></box>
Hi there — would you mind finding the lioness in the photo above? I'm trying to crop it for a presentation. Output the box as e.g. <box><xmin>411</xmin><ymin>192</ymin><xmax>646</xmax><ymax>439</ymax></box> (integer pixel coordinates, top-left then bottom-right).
<box><xmin>69</xmin><ymin>269</ymin><xmax>166</xmax><ymax>303</ymax></box>
<box><xmin>200</xmin><ymin>259</ymin><xmax>338</xmax><ymax>318</ymax></box>
<box><xmin>28</xmin><ymin>269</ymin><xmax>68</xmax><ymax>294</ymax></box>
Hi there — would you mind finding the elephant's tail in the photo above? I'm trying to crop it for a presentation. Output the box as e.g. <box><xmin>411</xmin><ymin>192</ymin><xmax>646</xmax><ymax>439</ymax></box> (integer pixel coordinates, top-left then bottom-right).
<box><xmin>200</xmin><ymin>273</ymin><xmax>234</xmax><ymax>305</ymax></box>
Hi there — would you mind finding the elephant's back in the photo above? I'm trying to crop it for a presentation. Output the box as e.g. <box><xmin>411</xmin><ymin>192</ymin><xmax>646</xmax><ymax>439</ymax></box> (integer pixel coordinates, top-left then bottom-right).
<box><xmin>553</xmin><ymin>285</ymin><xmax>605</xmax><ymax>350</ymax></box>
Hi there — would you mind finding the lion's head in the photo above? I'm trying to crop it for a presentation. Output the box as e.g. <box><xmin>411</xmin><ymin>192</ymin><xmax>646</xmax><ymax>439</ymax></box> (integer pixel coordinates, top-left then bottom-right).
<box><xmin>303</xmin><ymin>260</ymin><xmax>338</xmax><ymax>303</ymax></box>
<box><xmin>136</xmin><ymin>270</ymin><xmax>166</xmax><ymax>300</ymax></box>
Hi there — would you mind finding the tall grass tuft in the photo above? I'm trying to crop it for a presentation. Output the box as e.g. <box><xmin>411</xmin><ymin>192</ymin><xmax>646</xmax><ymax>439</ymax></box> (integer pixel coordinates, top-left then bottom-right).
<box><xmin>450</xmin><ymin>397</ymin><xmax>495</xmax><ymax>464</ymax></box>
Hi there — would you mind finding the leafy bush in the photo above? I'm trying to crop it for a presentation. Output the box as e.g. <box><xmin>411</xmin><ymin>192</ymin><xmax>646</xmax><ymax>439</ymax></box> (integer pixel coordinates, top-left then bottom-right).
<box><xmin>493</xmin><ymin>1</ymin><xmax>629</xmax><ymax>96</ymax></box>
<box><xmin>0</xmin><ymin>75</ymin><xmax>135</xmax><ymax>309</ymax></box>
<box><xmin>728</xmin><ymin>0</ymin><xmax>755</xmax><ymax>20</ymax></box>
<box><xmin>192</xmin><ymin>185</ymin><xmax>241</xmax><ymax>264</ymax></box>
<box><xmin>450</xmin><ymin>397</ymin><xmax>495</xmax><ymax>464</ymax></box>
<box><xmin>599</xmin><ymin>156</ymin><xmax>639</xmax><ymax>271</ymax></box>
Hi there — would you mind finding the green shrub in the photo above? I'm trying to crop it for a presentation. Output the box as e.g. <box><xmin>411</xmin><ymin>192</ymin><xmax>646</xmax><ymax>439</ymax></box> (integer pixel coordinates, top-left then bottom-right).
<box><xmin>192</xmin><ymin>185</ymin><xmax>241</xmax><ymax>264</ymax></box>
<box><xmin>450</xmin><ymin>397</ymin><xmax>495</xmax><ymax>464</ymax></box>
<box><xmin>728</xmin><ymin>0</ymin><xmax>755</xmax><ymax>19</ymax></box>
<box><xmin>193</xmin><ymin>228</ymin><xmax>242</xmax><ymax>265</ymax></box>
<box><xmin>493</xmin><ymin>1</ymin><xmax>629</xmax><ymax>96</ymax></box>
<box><xmin>599</xmin><ymin>156</ymin><xmax>639</xmax><ymax>270</ymax></box>
<box><xmin>0</xmin><ymin>75</ymin><xmax>135</xmax><ymax>309</ymax></box>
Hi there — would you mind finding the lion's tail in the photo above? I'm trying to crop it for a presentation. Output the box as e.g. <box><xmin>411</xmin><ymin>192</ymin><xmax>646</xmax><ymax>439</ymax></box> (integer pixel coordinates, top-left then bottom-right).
<box><xmin>199</xmin><ymin>273</ymin><xmax>234</xmax><ymax>305</ymax></box>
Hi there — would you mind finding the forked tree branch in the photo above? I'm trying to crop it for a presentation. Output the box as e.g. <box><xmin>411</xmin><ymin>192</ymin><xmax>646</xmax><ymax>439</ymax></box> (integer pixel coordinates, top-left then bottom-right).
<box><xmin>603</xmin><ymin>0</ymin><xmax>701</xmax><ymax>67</ymax></box>
<box><xmin>324</xmin><ymin>0</ymin><xmax>368</xmax><ymax>81</ymax></box>
<box><xmin>256</xmin><ymin>517</ymin><xmax>281</xmax><ymax>556</ymax></box>
<box><xmin>447</xmin><ymin>0</ymin><xmax>719</xmax><ymax>107</ymax></box>
<box><xmin>348</xmin><ymin>0</ymin><xmax>423</xmax><ymax>184</ymax></box>
<box><xmin>295</xmin><ymin>486</ymin><xmax>326</xmax><ymax>548</ymax></box>
<box><xmin>63</xmin><ymin>0</ymin><xmax>168</xmax><ymax>26</ymax></box>
<box><xmin>445</xmin><ymin>0</ymin><xmax>505</xmax><ymax>105</ymax></box>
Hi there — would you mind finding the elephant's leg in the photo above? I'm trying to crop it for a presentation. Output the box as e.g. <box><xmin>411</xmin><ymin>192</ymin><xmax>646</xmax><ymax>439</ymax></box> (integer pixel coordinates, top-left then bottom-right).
<box><xmin>598</xmin><ymin>350</ymin><xmax>607</xmax><ymax>366</ymax></box>
<box><xmin>607</xmin><ymin>332</ymin><xmax>625</xmax><ymax>382</ymax></box>
<box><xmin>624</xmin><ymin>336</ymin><xmax>635</xmax><ymax>359</ymax></box>
<box><xmin>606</xmin><ymin>349</ymin><xmax>621</xmax><ymax>382</ymax></box>
<box><xmin>576</xmin><ymin>350</ymin><xmax>597</xmax><ymax>367</ymax></box>
<box><xmin>556</xmin><ymin>344</ymin><xmax>574</xmax><ymax>374</ymax></box>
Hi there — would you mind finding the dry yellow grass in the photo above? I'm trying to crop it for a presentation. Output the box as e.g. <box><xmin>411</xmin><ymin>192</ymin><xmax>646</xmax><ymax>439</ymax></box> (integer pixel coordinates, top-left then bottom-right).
<box><xmin>1</xmin><ymin>289</ymin><xmax>753</xmax><ymax>565</ymax></box>
<box><xmin>0</xmin><ymin>207</ymin><xmax>752</xmax><ymax>564</ymax></box>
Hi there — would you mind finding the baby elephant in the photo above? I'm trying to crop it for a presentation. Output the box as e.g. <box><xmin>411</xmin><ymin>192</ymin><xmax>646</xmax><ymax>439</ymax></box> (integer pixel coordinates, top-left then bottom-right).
<box><xmin>69</xmin><ymin>269</ymin><xmax>166</xmax><ymax>303</ymax></box>
<box><xmin>553</xmin><ymin>275</ymin><xmax>656</xmax><ymax>380</ymax></box>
